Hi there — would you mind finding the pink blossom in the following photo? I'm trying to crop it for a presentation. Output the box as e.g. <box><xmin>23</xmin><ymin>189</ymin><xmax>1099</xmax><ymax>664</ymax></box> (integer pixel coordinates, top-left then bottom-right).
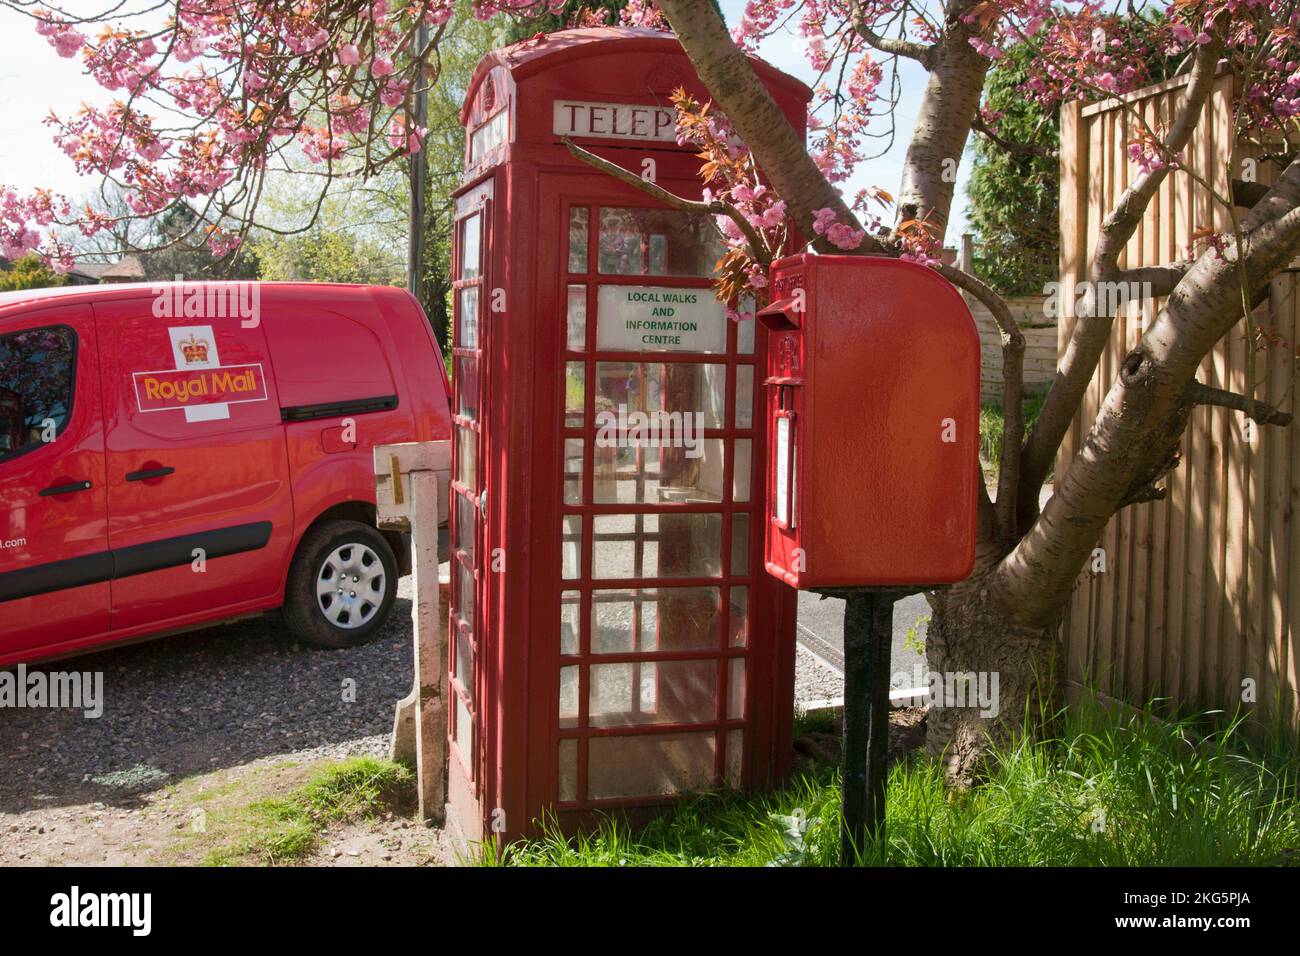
<box><xmin>51</xmin><ymin>29</ymin><xmax>85</xmax><ymax>58</ymax></box>
<box><xmin>826</xmin><ymin>222</ymin><xmax>865</xmax><ymax>251</ymax></box>
<box><xmin>371</xmin><ymin>56</ymin><xmax>394</xmax><ymax>77</ymax></box>
<box><xmin>338</xmin><ymin>44</ymin><xmax>361</xmax><ymax>66</ymax></box>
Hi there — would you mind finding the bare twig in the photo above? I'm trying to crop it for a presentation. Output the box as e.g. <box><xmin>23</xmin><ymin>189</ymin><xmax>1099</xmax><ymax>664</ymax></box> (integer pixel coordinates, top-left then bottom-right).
<box><xmin>561</xmin><ymin>136</ymin><xmax>772</xmax><ymax>265</ymax></box>
<box><xmin>1186</xmin><ymin>380</ymin><xmax>1294</xmax><ymax>425</ymax></box>
<box><xmin>970</xmin><ymin>115</ymin><xmax>1058</xmax><ymax>161</ymax></box>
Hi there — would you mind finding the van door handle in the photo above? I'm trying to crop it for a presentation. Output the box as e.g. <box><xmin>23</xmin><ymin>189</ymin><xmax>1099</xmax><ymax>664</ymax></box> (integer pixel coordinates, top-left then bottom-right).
<box><xmin>125</xmin><ymin>466</ymin><xmax>175</xmax><ymax>482</ymax></box>
<box><xmin>39</xmin><ymin>480</ymin><xmax>93</xmax><ymax>497</ymax></box>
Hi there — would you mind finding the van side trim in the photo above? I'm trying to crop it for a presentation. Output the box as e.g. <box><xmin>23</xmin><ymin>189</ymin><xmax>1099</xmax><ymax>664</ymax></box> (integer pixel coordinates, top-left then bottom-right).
<box><xmin>0</xmin><ymin>521</ymin><xmax>273</xmax><ymax>603</ymax></box>
<box><xmin>280</xmin><ymin>395</ymin><xmax>398</xmax><ymax>422</ymax></box>
<box><xmin>0</xmin><ymin>552</ymin><xmax>114</xmax><ymax>604</ymax></box>
<box><xmin>113</xmin><ymin>521</ymin><xmax>273</xmax><ymax>580</ymax></box>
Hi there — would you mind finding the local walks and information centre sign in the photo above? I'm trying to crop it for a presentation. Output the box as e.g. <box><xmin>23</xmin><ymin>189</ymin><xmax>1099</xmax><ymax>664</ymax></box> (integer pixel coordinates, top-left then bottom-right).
<box><xmin>596</xmin><ymin>284</ymin><xmax>727</xmax><ymax>353</ymax></box>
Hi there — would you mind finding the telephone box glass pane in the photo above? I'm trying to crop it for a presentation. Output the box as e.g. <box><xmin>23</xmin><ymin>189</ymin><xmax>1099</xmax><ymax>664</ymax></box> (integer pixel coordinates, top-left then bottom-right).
<box><xmin>563</xmin><ymin>438</ymin><xmax>585</xmax><ymax>504</ymax></box>
<box><xmin>457</xmin><ymin>286</ymin><xmax>479</xmax><ymax>348</ymax></box>
<box><xmin>568</xmin><ymin>207</ymin><xmax>589</xmax><ymax>273</ymax></box>
<box><xmin>731</xmin><ymin>514</ymin><xmax>750</xmax><ymax>577</ymax></box>
<box><xmin>589</xmin><ymin>660</ymin><xmax>718</xmax><ymax>727</ymax></box>
<box><xmin>588</xmin><ymin>733</ymin><xmax>715</xmax><ymax>799</ymax></box>
<box><xmin>735</xmin><ymin>366</ymin><xmax>754</xmax><ymax>428</ymax></box>
<box><xmin>597</xmin><ymin>207</ymin><xmax>724</xmax><ymax>277</ymax></box>
<box><xmin>456</xmin><ymin>561</ymin><xmax>475</xmax><ymax>631</ymax></box>
<box><xmin>733</xmin><ymin>439</ymin><xmax>752</xmax><ymax>503</ymax></box>
<box><xmin>737</xmin><ymin>314</ymin><xmax>755</xmax><ymax>354</ymax></box>
<box><xmin>591</xmin><ymin>513</ymin><xmax>721</xmax><ymax>579</ymax></box>
<box><xmin>591</xmin><ymin>587</ymin><xmax>721</xmax><ymax>653</ymax></box>
<box><xmin>565</xmin><ymin>362</ymin><xmax>585</xmax><ymax>427</ymax></box>
<box><xmin>594</xmin><ymin>362</ymin><xmax>725</xmax><ymax>429</ymax></box>
<box><xmin>566</xmin><ymin>285</ymin><xmax>587</xmax><ymax>351</ymax></box>
<box><xmin>456</xmin><ymin>624</ymin><xmax>472</xmax><ymax>700</ymax></box>
<box><xmin>727</xmin><ymin>658</ymin><xmax>746</xmax><ymax>719</ymax></box>
<box><xmin>454</xmin><ymin>492</ymin><xmax>475</xmax><ymax>562</ymax></box>
<box><xmin>562</xmin><ymin>515</ymin><xmax>583</xmax><ymax>579</ymax></box>
<box><xmin>455</xmin><ymin>695</ymin><xmax>472</xmax><ymax>762</ymax></box>
<box><xmin>461</xmin><ymin>214</ymin><xmax>481</xmax><ymax>279</ymax></box>
<box><xmin>560</xmin><ymin>590</ymin><xmax>581</xmax><ymax>655</ymax></box>
<box><xmin>592</xmin><ymin>439</ymin><xmax>725</xmax><ymax>505</ymax></box>
<box><xmin>456</xmin><ymin>427</ymin><xmax>477</xmax><ymax>487</ymax></box>
<box><xmin>456</xmin><ymin>357</ymin><xmax>479</xmax><ymax>420</ymax></box>
<box><xmin>558</xmin><ymin>739</ymin><xmax>578</xmax><ymax>803</ymax></box>
<box><xmin>726</xmin><ymin>729</ymin><xmax>743</xmax><ymax>788</ymax></box>
<box><xmin>729</xmin><ymin>586</ymin><xmax>748</xmax><ymax>647</ymax></box>
<box><xmin>559</xmin><ymin>665</ymin><xmax>579</xmax><ymax>728</ymax></box>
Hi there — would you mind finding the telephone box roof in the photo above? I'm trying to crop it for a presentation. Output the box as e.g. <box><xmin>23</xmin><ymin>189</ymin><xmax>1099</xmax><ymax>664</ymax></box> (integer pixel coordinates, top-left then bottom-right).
<box><xmin>459</xmin><ymin>26</ymin><xmax>813</xmax><ymax>127</ymax></box>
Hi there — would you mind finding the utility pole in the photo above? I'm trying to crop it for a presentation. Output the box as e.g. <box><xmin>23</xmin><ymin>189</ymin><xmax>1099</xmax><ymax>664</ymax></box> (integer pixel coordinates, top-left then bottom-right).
<box><xmin>407</xmin><ymin>23</ymin><xmax>429</xmax><ymax>303</ymax></box>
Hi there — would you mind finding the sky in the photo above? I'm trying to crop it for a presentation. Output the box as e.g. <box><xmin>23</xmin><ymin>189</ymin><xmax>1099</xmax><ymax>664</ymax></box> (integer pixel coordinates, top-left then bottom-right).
<box><xmin>0</xmin><ymin>0</ymin><xmax>971</xmax><ymax>241</ymax></box>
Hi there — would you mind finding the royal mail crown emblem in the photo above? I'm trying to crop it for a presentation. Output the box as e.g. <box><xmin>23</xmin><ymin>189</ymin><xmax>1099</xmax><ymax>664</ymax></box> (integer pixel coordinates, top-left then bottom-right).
<box><xmin>179</xmin><ymin>334</ymin><xmax>209</xmax><ymax>364</ymax></box>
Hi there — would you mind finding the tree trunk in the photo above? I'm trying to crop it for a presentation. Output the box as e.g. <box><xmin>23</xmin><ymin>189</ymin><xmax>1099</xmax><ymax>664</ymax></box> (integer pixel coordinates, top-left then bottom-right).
<box><xmin>894</xmin><ymin>9</ymin><xmax>991</xmax><ymax>234</ymax></box>
<box><xmin>923</xmin><ymin>571</ymin><xmax>1060</xmax><ymax>786</ymax></box>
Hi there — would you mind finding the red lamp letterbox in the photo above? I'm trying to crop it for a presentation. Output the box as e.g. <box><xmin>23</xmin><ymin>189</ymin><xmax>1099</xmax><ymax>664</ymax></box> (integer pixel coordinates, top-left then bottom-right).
<box><xmin>758</xmin><ymin>254</ymin><xmax>980</xmax><ymax>589</ymax></box>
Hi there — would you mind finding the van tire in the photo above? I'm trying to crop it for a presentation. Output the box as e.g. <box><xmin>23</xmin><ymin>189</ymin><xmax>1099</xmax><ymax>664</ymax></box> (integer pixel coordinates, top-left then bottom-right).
<box><xmin>284</xmin><ymin>520</ymin><xmax>399</xmax><ymax>649</ymax></box>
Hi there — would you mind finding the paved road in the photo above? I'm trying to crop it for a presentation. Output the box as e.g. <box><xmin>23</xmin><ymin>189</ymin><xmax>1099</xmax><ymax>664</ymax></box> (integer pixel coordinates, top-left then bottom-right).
<box><xmin>793</xmin><ymin>487</ymin><xmax>1054</xmax><ymax>689</ymax></box>
<box><xmin>796</xmin><ymin>589</ymin><xmax>929</xmax><ymax>691</ymax></box>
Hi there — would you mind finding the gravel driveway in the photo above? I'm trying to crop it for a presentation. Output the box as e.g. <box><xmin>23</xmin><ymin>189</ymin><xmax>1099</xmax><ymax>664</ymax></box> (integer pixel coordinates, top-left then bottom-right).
<box><xmin>0</xmin><ymin>580</ymin><xmax>417</xmax><ymax>814</ymax></box>
<box><xmin>2</xmin><ymin>575</ymin><xmax>844</xmax><ymax>817</ymax></box>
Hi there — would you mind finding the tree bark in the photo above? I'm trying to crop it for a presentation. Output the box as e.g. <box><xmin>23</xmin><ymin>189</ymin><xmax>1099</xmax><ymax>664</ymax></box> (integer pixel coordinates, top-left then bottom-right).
<box><xmin>636</xmin><ymin>3</ymin><xmax>1300</xmax><ymax>786</ymax></box>
<box><xmin>925</xmin><ymin>573</ymin><xmax>1059</xmax><ymax>786</ymax></box>
<box><xmin>655</xmin><ymin>0</ymin><xmax>881</xmax><ymax>254</ymax></box>
<box><xmin>893</xmin><ymin>3</ymin><xmax>993</xmax><ymax>235</ymax></box>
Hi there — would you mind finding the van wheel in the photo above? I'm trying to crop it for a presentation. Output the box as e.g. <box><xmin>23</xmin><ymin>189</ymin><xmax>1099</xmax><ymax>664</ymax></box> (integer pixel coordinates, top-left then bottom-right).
<box><xmin>284</xmin><ymin>520</ymin><xmax>398</xmax><ymax>649</ymax></box>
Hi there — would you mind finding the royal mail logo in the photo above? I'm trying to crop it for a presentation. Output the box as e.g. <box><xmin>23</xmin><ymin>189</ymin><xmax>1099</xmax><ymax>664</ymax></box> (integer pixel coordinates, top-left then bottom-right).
<box><xmin>178</xmin><ymin>333</ymin><xmax>210</xmax><ymax>365</ymax></box>
<box><xmin>134</xmin><ymin>364</ymin><xmax>268</xmax><ymax>414</ymax></box>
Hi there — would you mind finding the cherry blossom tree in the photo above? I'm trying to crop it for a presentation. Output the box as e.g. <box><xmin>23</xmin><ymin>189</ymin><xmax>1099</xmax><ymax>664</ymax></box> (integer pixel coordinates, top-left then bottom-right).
<box><xmin>8</xmin><ymin>0</ymin><xmax>1300</xmax><ymax>780</ymax></box>
<box><xmin>0</xmin><ymin>0</ymin><xmax>571</xmax><ymax>268</ymax></box>
<box><xmin>611</xmin><ymin>0</ymin><xmax>1300</xmax><ymax>780</ymax></box>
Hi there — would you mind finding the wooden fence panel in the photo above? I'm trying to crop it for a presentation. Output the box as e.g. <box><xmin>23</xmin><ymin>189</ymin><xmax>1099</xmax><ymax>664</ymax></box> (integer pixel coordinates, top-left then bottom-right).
<box><xmin>1056</xmin><ymin>71</ymin><xmax>1300</xmax><ymax>723</ymax></box>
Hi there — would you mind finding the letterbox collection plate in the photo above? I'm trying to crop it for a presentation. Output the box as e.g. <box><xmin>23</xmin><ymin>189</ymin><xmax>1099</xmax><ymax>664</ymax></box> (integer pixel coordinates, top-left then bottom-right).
<box><xmin>595</xmin><ymin>285</ymin><xmax>727</xmax><ymax>353</ymax></box>
<box><xmin>774</xmin><ymin>412</ymin><xmax>796</xmax><ymax>528</ymax></box>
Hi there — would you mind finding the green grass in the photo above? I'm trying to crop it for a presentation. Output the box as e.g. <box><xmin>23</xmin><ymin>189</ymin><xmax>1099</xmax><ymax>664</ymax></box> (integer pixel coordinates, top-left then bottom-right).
<box><xmin>482</xmin><ymin>697</ymin><xmax>1300</xmax><ymax>867</ymax></box>
<box><xmin>200</xmin><ymin>757</ymin><xmax>413</xmax><ymax>866</ymax></box>
<box><xmin>980</xmin><ymin>390</ymin><xmax>1048</xmax><ymax>469</ymax></box>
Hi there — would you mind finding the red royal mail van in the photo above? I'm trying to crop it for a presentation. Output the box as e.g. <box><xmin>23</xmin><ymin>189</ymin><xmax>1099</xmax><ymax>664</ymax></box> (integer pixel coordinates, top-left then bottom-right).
<box><xmin>0</xmin><ymin>281</ymin><xmax>452</xmax><ymax>666</ymax></box>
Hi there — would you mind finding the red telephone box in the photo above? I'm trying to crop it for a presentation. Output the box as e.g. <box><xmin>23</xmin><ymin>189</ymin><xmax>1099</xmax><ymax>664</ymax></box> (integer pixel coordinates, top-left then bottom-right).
<box><xmin>758</xmin><ymin>254</ymin><xmax>981</xmax><ymax>589</ymax></box>
<box><xmin>446</xmin><ymin>28</ymin><xmax>808</xmax><ymax>846</ymax></box>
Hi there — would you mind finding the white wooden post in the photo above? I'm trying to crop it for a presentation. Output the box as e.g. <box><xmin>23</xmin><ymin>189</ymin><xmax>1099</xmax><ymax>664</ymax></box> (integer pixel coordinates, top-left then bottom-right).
<box><xmin>374</xmin><ymin>441</ymin><xmax>451</xmax><ymax>824</ymax></box>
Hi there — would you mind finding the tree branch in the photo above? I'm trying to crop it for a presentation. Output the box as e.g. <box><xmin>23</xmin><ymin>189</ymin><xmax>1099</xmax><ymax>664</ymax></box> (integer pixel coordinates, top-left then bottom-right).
<box><xmin>561</xmin><ymin>137</ymin><xmax>771</xmax><ymax>265</ymax></box>
<box><xmin>655</xmin><ymin>0</ymin><xmax>879</xmax><ymax>255</ymax></box>
<box><xmin>970</xmin><ymin>115</ymin><xmax>1058</xmax><ymax>161</ymax></box>
<box><xmin>847</xmin><ymin>0</ymin><xmax>937</xmax><ymax>69</ymax></box>
<box><xmin>1114</xmin><ymin>260</ymin><xmax>1196</xmax><ymax>296</ymax></box>
<box><xmin>997</xmin><ymin>155</ymin><xmax>1300</xmax><ymax>628</ymax></box>
<box><xmin>1233</xmin><ymin>177</ymin><xmax>1272</xmax><ymax>208</ymax></box>
<box><xmin>1186</xmin><ymin>380</ymin><xmax>1294</xmax><ymax>425</ymax></box>
<box><xmin>1015</xmin><ymin>22</ymin><xmax>1227</xmax><ymax>526</ymax></box>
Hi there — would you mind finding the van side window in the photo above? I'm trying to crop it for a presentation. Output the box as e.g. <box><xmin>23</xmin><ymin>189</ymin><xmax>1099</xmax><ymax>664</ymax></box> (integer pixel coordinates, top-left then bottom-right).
<box><xmin>0</xmin><ymin>325</ymin><xmax>76</xmax><ymax>462</ymax></box>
